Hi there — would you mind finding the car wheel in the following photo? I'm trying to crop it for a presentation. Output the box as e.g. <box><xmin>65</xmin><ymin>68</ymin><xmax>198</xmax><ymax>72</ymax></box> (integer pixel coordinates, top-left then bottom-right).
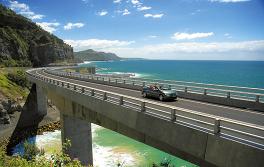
<box><xmin>143</xmin><ymin>92</ymin><xmax>147</xmax><ymax>98</ymax></box>
<box><xmin>159</xmin><ymin>95</ymin><xmax>164</xmax><ymax>101</ymax></box>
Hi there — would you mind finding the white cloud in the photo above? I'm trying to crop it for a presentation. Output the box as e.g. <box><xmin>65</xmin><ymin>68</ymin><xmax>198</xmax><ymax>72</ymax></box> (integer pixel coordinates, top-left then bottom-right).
<box><xmin>116</xmin><ymin>9</ymin><xmax>131</xmax><ymax>15</ymax></box>
<box><xmin>36</xmin><ymin>22</ymin><xmax>60</xmax><ymax>33</ymax></box>
<box><xmin>113</xmin><ymin>0</ymin><xmax>122</xmax><ymax>3</ymax></box>
<box><xmin>64</xmin><ymin>22</ymin><xmax>85</xmax><ymax>30</ymax></box>
<box><xmin>171</xmin><ymin>32</ymin><xmax>214</xmax><ymax>40</ymax></box>
<box><xmin>64</xmin><ymin>39</ymin><xmax>135</xmax><ymax>51</ymax></box>
<box><xmin>122</xmin><ymin>9</ymin><xmax>131</xmax><ymax>15</ymax></box>
<box><xmin>148</xmin><ymin>35</ymin><xmax>158</xmax><ymax>38</ymax></box>
<box><xmin>137</xmin><ymin>6</ymin><xmax>152</xmax><ymax>11</ymax></box>
<box><xmin>131</xmin><ymin>0</ymin><xmax>141</xmax><ymax>5</ymax></box>
<box><xmin>9</xmin><ymin>1</ymin><xmax>44</xmax><ymax>20</ymax></box>
<box><xmin>98</xmin><ymin>10</ymin><xmax>108</xmax><ymax>16</ymax></box>
<box><xmin>100</xmin><ymin>40</ymin><xmax>264</xmax><ymax>60</ymax></box>
<box><xmin>210</xmin><ymin>0</ymin><xmax>250</xmax><ymax>2</ymax></box>
<box><xmin>144</xmin><ymin>13</ymin><xmax>164</xmax><ymax>18</ymax></box>
<box><xmin>224</xmin><ymin>33</ymin><xmax>232</xmax><ymax>39</ymax></box>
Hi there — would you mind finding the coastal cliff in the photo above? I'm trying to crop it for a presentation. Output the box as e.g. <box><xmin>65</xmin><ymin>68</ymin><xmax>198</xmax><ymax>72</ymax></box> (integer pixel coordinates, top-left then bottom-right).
<box><xmin>0</xmin><ymin>4</ymin><xmax>74</xmax><ymax>67</ymax></box>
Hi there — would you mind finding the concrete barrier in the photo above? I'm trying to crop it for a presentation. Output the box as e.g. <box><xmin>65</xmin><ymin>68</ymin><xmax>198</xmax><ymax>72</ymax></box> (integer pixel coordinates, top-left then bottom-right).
<box><xmin>46</xmin><ymin>70</ymin><xmax>264</xmax><ymax>112</ymax></box>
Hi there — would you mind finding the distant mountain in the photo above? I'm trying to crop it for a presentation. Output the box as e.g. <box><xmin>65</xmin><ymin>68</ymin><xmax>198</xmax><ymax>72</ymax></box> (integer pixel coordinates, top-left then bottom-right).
<box><xmin>0</xmin><ymin>4</ymin><xmax>74</xmax><ymax>67</ymax></box>
<box><xmin>74</xmin><ymin>49</ymin><xmax>121</xmax><ymax>61</ymax></box>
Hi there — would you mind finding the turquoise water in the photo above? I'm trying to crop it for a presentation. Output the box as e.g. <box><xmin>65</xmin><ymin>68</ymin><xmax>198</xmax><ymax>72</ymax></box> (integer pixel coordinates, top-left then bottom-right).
<box><xmin>79</xmin><ymin>60</ymin><xmax>264</xmax><ymax>89</ymax></box>
<box><xmin>13</xmin><ymin>125</ymin><xmax>197</xmax><ymax>167</ymax></box>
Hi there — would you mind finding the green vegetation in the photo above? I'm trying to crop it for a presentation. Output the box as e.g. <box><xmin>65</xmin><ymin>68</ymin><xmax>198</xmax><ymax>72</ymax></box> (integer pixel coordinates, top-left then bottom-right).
<box><xmin>0</xmin><ymin>4</ymin><xmax>73</xmax><ymax>67</ymax></box>
<box><xmin>0</xmin><ymin>68</ymin><xmax>29</xmax><ymax>100</ymax></box>
<box><xmin>6</xmin><ymin>69</ymin><xmax>29</xmax><ymax>88</ymax></box>
<box><xmin>74</xmin><ymin>49</ymin><xmax>121</xmax><ymax>61</ymax></box>
<box><xmin>0</xmin><ymin>139</ymin><xmax>85</xmax><ymax>167</ymax></box>
<box><xmin>23</xmin><ymin>141</ymin><xmax>45</xmax><ymax>161</ymax></box>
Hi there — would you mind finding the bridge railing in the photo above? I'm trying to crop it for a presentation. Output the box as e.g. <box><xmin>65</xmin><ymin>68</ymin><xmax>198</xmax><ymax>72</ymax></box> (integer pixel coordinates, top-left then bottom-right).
<box><xmin>27</xmin><ymin>69</ymin><xmax>264</xmax><ymax>149</ymax></box>
<box><xmin>46</xmin><ymin>69</ymin><xmax>264</xmax><ymax>103</ymax></box>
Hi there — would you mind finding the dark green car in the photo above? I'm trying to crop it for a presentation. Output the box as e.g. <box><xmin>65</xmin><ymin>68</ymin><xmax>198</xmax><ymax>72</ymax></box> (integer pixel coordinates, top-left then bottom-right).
<box><xmin>142</xmin><ymin>85</ymin><xmax>177</xmax><ymax>101</ymax></box>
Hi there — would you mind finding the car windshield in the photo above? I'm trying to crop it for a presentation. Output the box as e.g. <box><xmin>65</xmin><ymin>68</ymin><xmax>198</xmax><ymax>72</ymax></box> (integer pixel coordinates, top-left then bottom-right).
<box><xmin>159</xmin><ymin>86</ymin><xmax>171</xmax><ymax>90</ymax></box>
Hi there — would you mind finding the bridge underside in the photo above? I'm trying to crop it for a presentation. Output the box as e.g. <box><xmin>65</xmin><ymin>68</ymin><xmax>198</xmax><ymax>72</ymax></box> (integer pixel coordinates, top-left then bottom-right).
<box><xmin>31</xmin><ymin>78</ymin><xmax>263</xmax><ymax>167</ymax></box>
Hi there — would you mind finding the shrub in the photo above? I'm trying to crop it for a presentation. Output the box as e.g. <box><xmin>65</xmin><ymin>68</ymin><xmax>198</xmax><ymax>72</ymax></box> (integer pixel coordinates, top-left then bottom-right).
<box><xmin>0</xmin><ymin>58</ymin><xmax>17</xmax><ymax>67</ymax></box>
<box><xmin>6</xmin><ymin>69</ymin><xmax>29</xmax><ymax>88</ymax></box>
<box><xmin>23</xmin><ymin>141</ymin><xmax>44</xmax><ymax>160</ymax></box>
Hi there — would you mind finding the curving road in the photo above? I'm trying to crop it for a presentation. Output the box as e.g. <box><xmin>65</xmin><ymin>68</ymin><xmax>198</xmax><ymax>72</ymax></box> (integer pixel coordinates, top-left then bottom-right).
<box><xmin>36</xmin><ymin>69</ymin><xmax>264</xmax><ymax>126</ymax></box>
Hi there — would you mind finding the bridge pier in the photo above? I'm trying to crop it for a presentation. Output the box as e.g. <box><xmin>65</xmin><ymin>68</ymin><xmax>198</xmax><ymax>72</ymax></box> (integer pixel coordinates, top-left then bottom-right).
<box><xmin>36</xmin><ymin>84</ymin><xmax>47</xmax><ymax>116</ymax></box>
<box><xmin>60</xmin><ymin>113</ymin><xmax>93</xmax><ymax>166</ymax></box>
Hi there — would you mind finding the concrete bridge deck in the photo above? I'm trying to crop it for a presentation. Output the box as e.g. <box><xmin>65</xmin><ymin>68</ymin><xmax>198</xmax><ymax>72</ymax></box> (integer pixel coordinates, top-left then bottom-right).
<box><xmin>26</xmin><ymin>68</ymin><xmax>264</xmax><ymax>167</ymax></box>
<box><xmin>39</xmin><ymin>70</ymin><xmax>264</xmax><ymax>126</ymax></box>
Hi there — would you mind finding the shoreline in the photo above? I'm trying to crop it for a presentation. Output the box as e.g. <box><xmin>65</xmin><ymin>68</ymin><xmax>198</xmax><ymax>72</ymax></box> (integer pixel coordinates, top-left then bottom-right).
<box><xmin>0</xmin><ymin>121</ymin><xmax>61</xmax><ymax>154</ymax></box>
<box><xmin>0</xmin><ymin>104</ymin><xmax>61</xmax><ymax>154</ymax></box>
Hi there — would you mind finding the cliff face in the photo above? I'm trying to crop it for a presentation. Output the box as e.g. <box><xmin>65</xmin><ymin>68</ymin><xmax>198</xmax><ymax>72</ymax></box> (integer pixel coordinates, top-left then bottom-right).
<box><xmin>0</xmin><ymin>4</ymin><xmax>74</xmax><ymax>67</ymax></box>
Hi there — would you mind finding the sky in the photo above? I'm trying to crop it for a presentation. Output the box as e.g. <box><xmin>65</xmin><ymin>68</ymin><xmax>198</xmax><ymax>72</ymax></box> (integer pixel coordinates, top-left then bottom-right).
<box><xmin>1</xmin><ymin>0</ymin><xmax>264</xmax><ymax>60</ymax></box>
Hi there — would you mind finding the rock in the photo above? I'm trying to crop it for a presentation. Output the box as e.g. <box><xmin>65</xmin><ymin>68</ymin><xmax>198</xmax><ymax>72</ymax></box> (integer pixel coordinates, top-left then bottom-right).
<box><xmin>8</xmin><ymin>103</ymin><xmax>21</xmax><ymax>114</ymax></box>
<box><xmin>0</xmin><ymin>104</ymin><xmax>4</xmax><ymax>117</ymax></box>
<box><xmin>0</xmin><ymin>109</ymin><xmax>10</xmax><ymax>124</ymax></box>
<box><xmin>16</xmin><ymin>104</ymin><xmax>23</xmax><ymax>112</ymax></box>
<box><xmin>3</xmin><ymin>115</ymin><xmax>11</xmax><ymax>124</ymax></box>
<box><xmin>47</xmin><ymin>99</ymin><xmax>52</xmax><ymax>107</ymax></box>
<box><xmin>1</xmin><ymin>99</ymin><xmax>13</xmax><ymax>111</ymax></box>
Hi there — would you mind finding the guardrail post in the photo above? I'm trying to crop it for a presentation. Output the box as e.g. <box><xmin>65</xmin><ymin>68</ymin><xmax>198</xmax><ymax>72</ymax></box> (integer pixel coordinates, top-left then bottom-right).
<box><xmin>96</xmin><ymin>77</ymin><xmax>99</xmax><ymax>80</ymax></box>
<box><xmin>91</xmin><ymin>89</ymin><xmax>95</xmax><ymax>96</ymax></box>
<box><xmin>103</xmin><ymin>92</ymin><xmax>107</xmax><ymax>100</ymax></box>
<box><xmin>169</xmin><ymin>85</ymin><xmax>171</xmax><ymax>89</ymax></box>
<box><xmin>115</xmin><ymin>79</ymin><xmax>118</xmax><ymax>84</ymax></box>
<box><xmin>67</xmin><ymin>83</ymin><xmax>70</xmax><ymax>88</ymax></box>
<box><xmin>53</xmin><ymin>80</ymin><xmax>55</xmax><ymax>84</ymax></box>
<box><xmin>204</xmin><ymin>89</ymin><xmax>207</xmax><ymax>95</ymax></box>
<box><xmin>57</xmin><ymin>81</ymin><xmax>59</xmax><ymax>85</ymax></box>
<box><xmin>119</xmin><ymin>96</ymin><xmax>124</xmax><ymax>105</ymax></box>
<box><xmin>143</xmin><ymin>82</ymin><xmax>145</xmax><ymax>87</ymax></box>
<box><xmin>185</xmin><ymin>87</ymin><xmax>188</xmax><ymax>93</ymax></box>
<box><xmin>256</xmin><ymin>95</ymin><xmax>260</xmax><ymax>103</ymax></box>
<box><xmin>214</xmin><ymin>119</ymin><xmax>221</xmax><ymax>135</ymax></box>
<box><xmin>123</xmin><ymin>80</ymin><xmax>126</xmax><ymax>84</ymax></box>
<box><xmin>74</xmin><ymin>85</ymin><xmax>76</xmax><ymax>90</ymax></box>
<box><xmin>108</xmin><ymin>78</ymin><xmax>111</xmax><ymax>83</ymax></box>
<box><xmin>132</xmin><ymin>81</ymin><xmax>135</xmax><ymax>86</ymax></box>
<box><xmin>102</xmin><ymin>77</ymin><xmax>105</xmax><ymax>81</ymax></box>
<box><xmin>227</xmin><ymin>92</ymin><xmax>231</xmax><ymax>98</ymax></box>
<box><xmin>62</xmin><ymin>82</ymin><xmax>64</xmax><ymax>87</ymax></box>
<box><xmin>141</xmin><ymin>102</ymin><xmax>146</xmax><ymax>112</ymax></box>
<box><xmin>171</xmin><ymin>108</ymin><xmax>176</xmax><ymax>122</ymax></box>
<box><xmin>82</xmin><ymin>87</ymin><xmax>85</xmax><ymax>93</ymax></box>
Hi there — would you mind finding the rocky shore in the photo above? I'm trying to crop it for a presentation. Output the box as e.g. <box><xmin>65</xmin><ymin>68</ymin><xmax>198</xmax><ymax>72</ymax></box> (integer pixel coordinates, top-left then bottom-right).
<box><xmin>0</xmin><ymin>102</ymin><xmax>61</xmax><ymax>154</ymax></box>
<box><xmin>0</xmin><ymin>121</ymin><xmax>61</xmax><ymax>153</ymax></box>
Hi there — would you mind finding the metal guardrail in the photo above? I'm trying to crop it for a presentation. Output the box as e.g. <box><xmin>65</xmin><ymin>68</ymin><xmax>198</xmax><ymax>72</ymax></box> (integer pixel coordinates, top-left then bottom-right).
<box><xmin>27</xmin><ymin>68</ymin><xmax>264</xmax><ymax>149</ymax></box>
<box><xmin>46</xmin><ymin>69</ymin><xmax>264</xmax><ymax>103</ymax></box>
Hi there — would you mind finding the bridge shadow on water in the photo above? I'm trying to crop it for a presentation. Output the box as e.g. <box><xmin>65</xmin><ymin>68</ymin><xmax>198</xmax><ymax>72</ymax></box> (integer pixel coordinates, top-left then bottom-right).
<box><xmin>6</xmin><ymin>84</ymin><xmax>44</xmax><ymax>155</ymax></box>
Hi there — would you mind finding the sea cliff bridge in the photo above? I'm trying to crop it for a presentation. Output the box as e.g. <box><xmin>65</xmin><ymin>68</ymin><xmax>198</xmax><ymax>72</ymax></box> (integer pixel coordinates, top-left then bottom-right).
<box><xmin>26</xmin><ymin>67</ymin><xmax>264</xmax><ymax>167</ymax></box>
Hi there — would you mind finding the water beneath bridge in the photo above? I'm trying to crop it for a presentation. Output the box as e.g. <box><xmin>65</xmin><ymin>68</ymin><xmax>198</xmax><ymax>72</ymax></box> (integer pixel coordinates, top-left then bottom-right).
<box><xmin>12</xmin><ymin>124</ymin><xmax>197</xmax><ymax>167</ymax></box>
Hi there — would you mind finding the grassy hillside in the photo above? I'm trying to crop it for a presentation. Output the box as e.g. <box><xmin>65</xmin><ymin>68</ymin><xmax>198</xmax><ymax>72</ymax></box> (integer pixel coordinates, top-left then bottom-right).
<box><xmin>74</xmin><ymin>49</ymin><xmax>121</xmax><ymax>61</ymax></box>
<box><xmin>0</xmin><ymin>4</ymin><xmax>74</xmax><ymax>67</ymax></box>
<box><xmin>0</xmin><ymin>68</ymin><xmax>29</xmax><ymax>100</ymax></box>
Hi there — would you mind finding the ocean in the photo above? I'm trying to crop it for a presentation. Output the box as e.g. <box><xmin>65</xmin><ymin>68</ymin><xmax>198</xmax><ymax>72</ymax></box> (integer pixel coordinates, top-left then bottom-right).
<box><xmin>13</xmin><ymin>60</ymin><xmax>264</xmax><ymax>167</ymax></box>
<box><xmin>80</xmin><ymin>60</ymin><xmax>264</xmax><ymax>89</ymax></box>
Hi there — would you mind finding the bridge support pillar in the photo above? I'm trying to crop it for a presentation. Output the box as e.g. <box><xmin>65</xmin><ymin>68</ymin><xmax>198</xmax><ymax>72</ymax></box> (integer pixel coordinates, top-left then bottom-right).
<box><xmin>61</xmin><ymin>114</ymin><xmax>93</xmax><ymax>166</ymax></box>
<box><xmin>36</xmin><ymin>84</ymin><xmax>47</xmax><ymax>116</ymax></box>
